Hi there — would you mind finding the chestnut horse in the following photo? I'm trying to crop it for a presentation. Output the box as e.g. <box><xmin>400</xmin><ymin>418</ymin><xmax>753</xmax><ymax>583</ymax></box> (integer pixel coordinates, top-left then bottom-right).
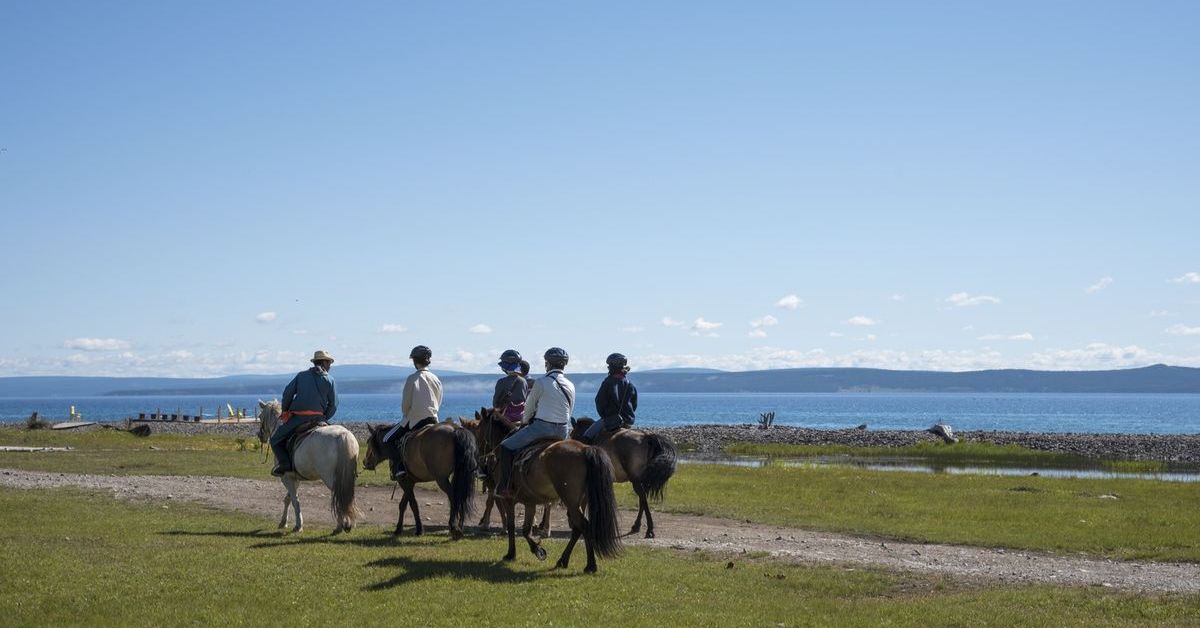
<box><xmin>477</xmin><ymin>408</ymin><xmax>622</xmax><ymax>572</ymax></box>
<box><xmin>568</xmin><ymin>417</ymin><xmax>677</xmax><ymax>538</ymax></box>
<box><xmin>362</xmin><ymin>421</ymin><xmax>477</xmax><ymax>540</ymax></box>
<box><xmin>460</xmin><ymin>411</ymin><xmax>551</xmax><ymax>537</ymax></box>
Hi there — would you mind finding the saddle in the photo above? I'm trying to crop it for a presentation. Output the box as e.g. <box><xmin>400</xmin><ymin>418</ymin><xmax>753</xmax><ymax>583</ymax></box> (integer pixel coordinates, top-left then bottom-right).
<box><xmin>513</xmin><ymin>438</ymin><xmax>560</xmax><ymax>493</ymax></box>
<box><xmin>286</xmin><ymin>420</ymin><xmax>328</xmax><ymax>456</ymax></box>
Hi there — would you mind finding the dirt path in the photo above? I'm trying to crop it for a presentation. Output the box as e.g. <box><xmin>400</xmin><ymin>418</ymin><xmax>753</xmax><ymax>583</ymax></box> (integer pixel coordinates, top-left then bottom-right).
<box><xmin>3</xmin><ymin>468</ymin><xmax>1197</xmax><ymax>594</ymax></box>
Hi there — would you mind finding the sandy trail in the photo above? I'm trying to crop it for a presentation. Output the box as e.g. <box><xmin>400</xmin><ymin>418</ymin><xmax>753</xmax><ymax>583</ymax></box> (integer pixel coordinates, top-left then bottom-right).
<box><xmin>2</xmin><ymin>468</ymin><xmax>1197</xmax><ymax>594</ymax></box>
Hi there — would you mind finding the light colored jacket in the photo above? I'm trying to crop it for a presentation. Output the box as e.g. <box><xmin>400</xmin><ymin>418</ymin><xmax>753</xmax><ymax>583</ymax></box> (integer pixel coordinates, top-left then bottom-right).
<box><xmin>401</xmin><ymin>367</ymin><xmax>443</xmax><ymax>428</ymax></box>
<box><xmin>522</xmin><ymin>370</ymin><xmax>575</xmax><ymax>424</ymax></box>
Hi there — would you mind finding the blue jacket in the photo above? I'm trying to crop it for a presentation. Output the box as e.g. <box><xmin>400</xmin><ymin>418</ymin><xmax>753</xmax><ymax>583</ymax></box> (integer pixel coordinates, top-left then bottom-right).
<box><xmin>594</xmin><ymin>375</ymin><xmax>636</xmax><ymax>428</ymax></box>
<box><xmin>281</xmin><ymin>367</ymin><xmax>338</xmax><ymax>420</ymax></box>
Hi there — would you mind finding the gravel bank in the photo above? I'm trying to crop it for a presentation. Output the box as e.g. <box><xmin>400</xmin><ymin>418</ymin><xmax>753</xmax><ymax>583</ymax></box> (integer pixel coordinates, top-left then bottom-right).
<box><xmin>8</xmin><ymin>420</ymin><xmax>1199</xmax><ymax>462</ymax></box>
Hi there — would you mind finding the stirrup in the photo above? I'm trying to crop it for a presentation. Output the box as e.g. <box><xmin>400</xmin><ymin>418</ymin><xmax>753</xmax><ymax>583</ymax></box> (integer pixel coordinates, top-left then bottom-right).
<box><xmin>390</xmin><ymin>469</ymin><xmax>407</xmax><ymax>481</ymax></box>
<box><xmin>271</xmin><ymin>465</ymin><xmax>290</xmax><ymax>477</ymax></box>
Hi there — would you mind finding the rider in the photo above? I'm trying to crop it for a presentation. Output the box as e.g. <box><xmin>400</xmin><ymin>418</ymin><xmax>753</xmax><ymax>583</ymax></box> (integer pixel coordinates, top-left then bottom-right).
<box><xmin>581</xmin><ymin>352</ymin><xmax>638</xmax><ymax>444</ymax></box>
<box><xmin>271</xmin><ymin>350</ymin><xmax>338</xmax><ymax>476</ymax></box>
<box><xmin>493</xmin><ymin>349</ymin><xmax>529</xmax><ymax>425</ymax></box>
<box><xmin>381</xmin><ymin>345</ymin><xmax>443</xmax><ymax>481</ymax></box>
<box><xmin>494</xmin><ymin>347</ymin><xmax>575</xmax><ymax>498</ymax></box>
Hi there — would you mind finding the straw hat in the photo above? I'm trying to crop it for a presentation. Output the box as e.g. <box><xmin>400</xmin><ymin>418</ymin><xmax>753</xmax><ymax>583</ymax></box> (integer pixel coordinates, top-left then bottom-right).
<box><xmin>310</xmin><ymin>350</ymin><xmax>335</xmax><ymax>363</ymax></box>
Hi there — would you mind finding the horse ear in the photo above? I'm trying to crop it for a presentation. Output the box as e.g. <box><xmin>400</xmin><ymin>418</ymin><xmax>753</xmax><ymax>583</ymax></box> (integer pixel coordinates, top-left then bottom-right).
<box><xmin>570</xmin><ymin>417</ymin><xmax>576</xmax><ymax>428</ymax></box>
<box><xmin>257</xmin><ymin>400</ymin><xmax>265</xmax><ymax>408</ymax></box>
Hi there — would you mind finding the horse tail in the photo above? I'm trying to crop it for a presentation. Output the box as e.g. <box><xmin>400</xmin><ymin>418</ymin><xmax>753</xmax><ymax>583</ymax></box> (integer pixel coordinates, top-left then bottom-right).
<box><xmin>641</xmin><ymin>433</ymin><xmax>678</xmax><ymax>501</ymax></box>
<box><xmin>330</xmin><ymin>430</ymin><xmax>359</xmax><ymax>527</ymax></box>
<box><xmin>451</xmin><ymin>426</ymin><xmax>478</xmax><ymax>520</ymax></box>
<box><xmin>584</xmin><ymin>445</ymin><xmax>623</xmax><ymax>558</ymax></box>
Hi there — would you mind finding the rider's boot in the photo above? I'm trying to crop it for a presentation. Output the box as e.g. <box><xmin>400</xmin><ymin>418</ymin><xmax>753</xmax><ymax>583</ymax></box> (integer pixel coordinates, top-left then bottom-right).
<box><xmin>389</xmin><ymin>452</ymin><xmax>407</xmax><ymax>481</ymax></box>
<box><xmin>494</xmin><ymin>447</ymin><xmax>515</xmax><ymax>498</ymax></box>
<box><xmin>270</xmin><ymin>443</ymin><xmax>291</xmax><ymax>477</ymax></box>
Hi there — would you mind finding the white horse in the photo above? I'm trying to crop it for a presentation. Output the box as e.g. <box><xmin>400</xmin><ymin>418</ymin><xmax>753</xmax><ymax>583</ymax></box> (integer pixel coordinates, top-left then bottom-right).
<box><xmin>257</xmin><ymin>400</ymin><xmax>359</xmax><ymax>534</ymax></box>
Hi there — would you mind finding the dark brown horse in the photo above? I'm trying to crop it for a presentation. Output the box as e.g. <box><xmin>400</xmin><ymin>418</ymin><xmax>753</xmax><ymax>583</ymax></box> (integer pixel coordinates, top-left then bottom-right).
<box><xmin>477</xmin><ymin>408</ymin><xmax>622</xmax><ymax>572</ymax></box>
<box><xmin>363</xmin><ymin>421</ymin><xmax>477</xmax><ymax>539</ymax></box>
<box><xmin>460</xmin><ymin>411</ymin><xmax>551</xmax><ymax>536</ymax></box>
<box><xmin>569</xmin><ymin>417</ymin><xmax>677</xmax><ymax>538</ymax></box>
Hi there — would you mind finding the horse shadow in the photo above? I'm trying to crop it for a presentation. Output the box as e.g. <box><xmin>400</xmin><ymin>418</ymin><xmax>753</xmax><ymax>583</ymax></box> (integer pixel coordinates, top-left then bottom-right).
<box><xmin>362</xmin><ymin>554</ymin><xmax>581</xmax><ymax>590</ymax></box>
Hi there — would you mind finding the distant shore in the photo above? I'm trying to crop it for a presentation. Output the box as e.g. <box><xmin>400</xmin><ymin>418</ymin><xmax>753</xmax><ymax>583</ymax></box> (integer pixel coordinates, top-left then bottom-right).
<box><xmin>5</xmin><ymin>419</ymin><xmax>1198</xmax><ymax>463</ymax></box>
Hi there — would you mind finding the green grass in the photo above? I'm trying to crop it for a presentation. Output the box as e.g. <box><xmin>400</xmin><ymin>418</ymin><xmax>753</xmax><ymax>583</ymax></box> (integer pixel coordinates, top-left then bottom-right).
<box><xmin>627</xmin><ymin>463</ymin><xmax>1200</xmax><ymax>561</ymax></box>
<box><xmin>2</xmin><ymin>488</ymin><xmax>1198</xmax><ymax>627</ymax></box>
<box><xmin>6</xmin><ymin>430</ymin><xmax>1200</xmax><ymax>562</ymax></box>
<box><xmin>723</xmin><ymin>440</ymin><xmax>1088</xmax><ymax>465</ymax></box>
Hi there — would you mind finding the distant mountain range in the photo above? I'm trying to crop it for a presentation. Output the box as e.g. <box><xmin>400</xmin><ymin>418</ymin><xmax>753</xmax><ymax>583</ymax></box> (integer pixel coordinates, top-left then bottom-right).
<box><xmin>1</xmin><ymin>364</ymin><xmax>1198</xmax><ymax>397</ymax></box>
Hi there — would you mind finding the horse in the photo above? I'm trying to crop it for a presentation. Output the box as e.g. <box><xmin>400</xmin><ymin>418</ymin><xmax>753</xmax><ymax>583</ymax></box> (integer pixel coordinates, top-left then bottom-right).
<box><xmin>477</xmin><ymin>408</ymin><xmax>622</xmax><ymax>572</ymax></box>
<box><xmin>460</xmin><ymin>411</ymin><xmax>552</xmax><ymax>537</ymax></box>
<box><xmin>568</xmin><ymin>417</ymin><xmax>677</xmax><ymax>538</ymax></box>
<box><xmin>362</xmin><ymin>421</ymin><xmax>477</xmax><ymax>540</ymax></box>
<box><xmin>255</xmin><ymin>400</ymin><xmax>359</xmax><ymax>534</ymax></box>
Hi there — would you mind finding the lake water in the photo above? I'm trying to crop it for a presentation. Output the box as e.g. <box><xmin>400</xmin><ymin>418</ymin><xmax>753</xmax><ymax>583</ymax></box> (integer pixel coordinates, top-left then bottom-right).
<box><xmin>2</xmin><ymin>392</ymin><xmax>1200</xmax><ymax>434</ymax></box>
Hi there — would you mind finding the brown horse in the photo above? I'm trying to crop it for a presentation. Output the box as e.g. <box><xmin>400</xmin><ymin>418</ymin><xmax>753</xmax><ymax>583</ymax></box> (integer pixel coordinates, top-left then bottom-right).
<box><xmin>460</xmin><ymin>411</ymin><xmax>551</xmax><ymax>536</ymax></box>
<box><xmin>363</xmin><ymin>421</ymin><xmax>477</xmax><ymax>540</ymax></box>
<box><xmin>568</xmin><ymin>417</ymin><xmax>677</xmax><ymax>538</ymax></box>
<box><xmin>477</xmin><ymin>408</ymin><xmax>622</xmax><ymax>572</ymax></box>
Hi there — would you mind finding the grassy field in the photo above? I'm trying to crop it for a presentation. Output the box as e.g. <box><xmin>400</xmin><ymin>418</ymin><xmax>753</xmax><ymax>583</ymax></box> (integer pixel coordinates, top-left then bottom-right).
<box><xmin>2</xmin><ymin>488</ymin><xmax>1198</xmax><ymax>627</ymax></box>
<box><xmin>3</xmin><ymin>429</ymin><xmax>1199</xmax><ymax>561</ymax></box>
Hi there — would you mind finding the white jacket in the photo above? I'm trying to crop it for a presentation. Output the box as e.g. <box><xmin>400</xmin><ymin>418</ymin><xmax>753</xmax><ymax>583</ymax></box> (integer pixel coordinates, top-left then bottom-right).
<box><xmin>522</xmin><ymin>370</ymin><xmax>575</xmax><ymax>424</ymax></box>
<box><xmin>401</xmin><ymin>368</ymin><xmax>443</xmax><ymax>427</ymax></box>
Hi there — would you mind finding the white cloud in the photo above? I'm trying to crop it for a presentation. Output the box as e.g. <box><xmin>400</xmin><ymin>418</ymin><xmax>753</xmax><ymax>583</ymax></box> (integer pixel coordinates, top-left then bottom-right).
<box><xmin>946</xmin><ymin>292</ymin><xmax>1000</xmax><ymax>307</ymax></box>
<box><xmin>977</xmin><ymin>332</ymin><xmax>1035</xmax><ymax>341</ymax></box>
<box><xmin>467</xmin><ymin>323</ymin><xmax>493</xmax><ymax>334</ymax></box>
<box><xmin>1028</xmin><ymin>343</ymin><xmax>1169</xmax><ymax>370</ymax></box>
<box><xmin>1148</xmin><ymin>310</ymin><xmax>1176</xmax><ymax>318</ymax></box>
<box><xmin>889</xmin><ymin>294</ymin><xmax>905</xmax><ymax>302</ymax></box>
<box><xmin>828</xmin><ymin>331</ymin><xmax>843</xmax><ymax>338</ymax></box>
<box><xmin>691</xmin><ymin>318</ymin><xmax>723</xmax><ymax>332</ymax></box>
<box><xmin>776</xmin><ymin>294</ymin><xmax>803</xmax><ymax>310</ymax></box>
<box><xmin>1085</xmin><ymin>277</ymin><xmax>1113</xmax><ymax>294</ymax></box>
<box><xmin>377</xmin><ymin>324</ymin><xmax>408</xmax><ymax>334</ymax></box>
<box><xmin>864</xmin><ymin>334</ymin><xmax>877</xmax><ymax>341</ymax></box>
<box><xmin>750</xmin><ymin>315</ymin><xmax>779</xmax><ymax>329</ymax></box>
<box><xmin>962</xmin><ymin>325</ymin><xmax>975</xmax><ymax>331</ymax></box>
<box><xmin>1170</xmin><ymin>272</ymin><xmax>1200</xmax><ymax>284</ymax></box>
<box><xmin>63</xmin><ymin>338</ymin><xmax>131</xmax><ymax>351</ymax></box>
<box><xmin>748</xmin><ymin>329</ymin><xmax>768</xmax><ymax>338</ymax></box>
<box><xmin>661</xmin><ymin>317</ymin><xmax>685</xmax><ymax>328</ymax></box>
<box><xmin>845</xmin><ymin>316</ymin><xmax>879</xmax><ymax>327</ymax></box>
<box><xmin>255</xmin><ymin>312</ymin><xmax>277</xmax><ymax>323</ymax></box>
<box><xmin>1166</xmin><ymin>324</ymin><xmax>1200</xmax><ymax>336</ymax></box>
<box><xmin>620</xmin><ymin>326</ymin><xmax>645</xmax><ymax>333</ymax></box>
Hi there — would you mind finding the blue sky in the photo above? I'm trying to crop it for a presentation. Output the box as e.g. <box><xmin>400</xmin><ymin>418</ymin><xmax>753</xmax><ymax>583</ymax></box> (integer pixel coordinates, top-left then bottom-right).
<box><xmin>2</xmin><ymin>1</ymin><xmax>1198</xmax><ymax>376</ymax></box>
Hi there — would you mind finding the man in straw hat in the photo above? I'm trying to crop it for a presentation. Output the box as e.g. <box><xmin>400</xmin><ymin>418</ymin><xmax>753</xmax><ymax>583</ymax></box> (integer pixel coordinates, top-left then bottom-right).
<box><xmin>270</xmin><ymin>350</ymin><xmax>339</xmax><ymax>476</ymax></box>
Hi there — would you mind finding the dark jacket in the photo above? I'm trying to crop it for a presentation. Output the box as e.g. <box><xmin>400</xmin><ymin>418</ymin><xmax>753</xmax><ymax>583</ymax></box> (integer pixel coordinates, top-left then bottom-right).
<box><xmin>594</xmin><ymin>374</ymin><xmax>637</xmax><ymax>428</ymax></box>
<box><xmin>492</xmin><ymin>373</ymin><xmax>528</xmax><ymax>409</ymax></box>
<box><xmin>281</xmin><ymin>367</ymin><xmax>338</xmax><ymax>420</ymax></box>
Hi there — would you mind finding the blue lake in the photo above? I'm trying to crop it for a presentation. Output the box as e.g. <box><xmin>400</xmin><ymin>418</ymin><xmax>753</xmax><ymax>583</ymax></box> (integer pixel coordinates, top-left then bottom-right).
<box><xmin>2</xmin><ymin>392</ymin><xmax>1199</xmax><ymax>434</ymax></box>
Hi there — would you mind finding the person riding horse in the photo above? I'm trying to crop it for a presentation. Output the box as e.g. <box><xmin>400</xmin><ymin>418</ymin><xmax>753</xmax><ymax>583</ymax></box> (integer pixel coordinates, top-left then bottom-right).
<box><xmin>382</xmin><ymin>345</ymin><xmax>443</xmax><ymax>481</ymax></box>
<box><xmin>494</xmin><ymin>347</ymin><xmax>575</xmax><ymax>499</ymax></box>
<box><xmin>581</xmin><ymin>352</ymin><xmax>638</xmax><ymax>444</ymax></box>
<box><xmin>270</xmin><ymin>350</ymin><xmax>338</xmax><ymax>477</ymax></box>
<box><xmin>493</xmin><ymin>349</ymin><xmax>529</xmax><ymax>425</ymax></box>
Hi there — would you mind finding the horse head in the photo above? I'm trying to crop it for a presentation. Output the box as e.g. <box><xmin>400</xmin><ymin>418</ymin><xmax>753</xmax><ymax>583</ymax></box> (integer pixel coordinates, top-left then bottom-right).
<box><xmin>362</xmin><ymin>424</ymin><xmax>386</xmax><ymax>471</ymax></box>
<box><xmin>569</xmin><ymin>417</ymin><xmax>594</xmax><ymax>440</ymax></box>
<box><xmin>256</xmin><ymin>399</ymin><xmax>281</xmax><ymax>444</ymax></box>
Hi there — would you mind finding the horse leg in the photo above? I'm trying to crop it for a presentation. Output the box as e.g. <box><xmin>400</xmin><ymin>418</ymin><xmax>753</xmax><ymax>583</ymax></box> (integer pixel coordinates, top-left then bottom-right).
<box><xmin>285</xmin><ymin>476</ymin><xmax>303</xmax><ymax>533</ymax></box>
<box><xmin>436</xmin><ymin>476</ymin><xmax>462</xmax><ymax>540</ymax></box>
<box><xmin>394</xmin><ymin>487</ymin><xmax>409</xmax><ymax>536</ymax></box>
<box><xmin>478</xmin><ymin>479</ymin><xmax>495</xmax><ymax>529</ymax></box>
<box><xmin>640</xmin><ymin>489</ymin><xmax>655</xmax><ymax>539</ymax></box>
<box><xmin>406</xmin><ymin>479</ymin><xmax>423</xmax><ymax>536</ymax></box>
<box><xmin>555</xmin><ymin>505</ymin><xmax>584</xmax><ymax>570</ymax></box>
<box><xmin>522</xmin><ymin>503</ymin><xmax>546</xmax><ymax>561</ymax></box>
<box><xmin>629</xmin><ymin>482</ymin><xmax>644</xmax><ymax>535</ymax></box>
<box><xmin>537</xmin><ymin>503</ymin><xmax>551</xmax><ymax>538</ymax></box>
<box><xmin>278</xmin><ymin>487</ymin><xmax>290</xmax><ymax>529</ymax></box>
<box><xmin>503</xmin><ymin>499</ymin><xmax>517</xmax><ymax>561</ymax></box>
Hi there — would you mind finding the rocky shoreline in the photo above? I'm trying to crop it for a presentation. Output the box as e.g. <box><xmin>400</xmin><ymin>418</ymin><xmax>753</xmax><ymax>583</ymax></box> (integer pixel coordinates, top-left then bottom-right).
<box><xmin>6</xmin><ymin>419</ymin><xmax>1199</xmax><ymax>463</ymax></box>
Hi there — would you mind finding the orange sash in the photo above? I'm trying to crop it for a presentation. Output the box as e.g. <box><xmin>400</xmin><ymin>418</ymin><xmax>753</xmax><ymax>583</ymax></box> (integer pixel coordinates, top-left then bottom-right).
<box><xmin>280</xmin><ymin>410</ymin><xmax>324</xmax><ymax>424</ymax></box>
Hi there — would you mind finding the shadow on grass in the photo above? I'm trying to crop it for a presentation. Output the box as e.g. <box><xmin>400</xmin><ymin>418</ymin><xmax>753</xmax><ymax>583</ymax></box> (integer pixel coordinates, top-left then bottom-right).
<box><xmin>362</xmin><ymin>553</ymin><xmax>580</xmax><ymax>589</ymax></box>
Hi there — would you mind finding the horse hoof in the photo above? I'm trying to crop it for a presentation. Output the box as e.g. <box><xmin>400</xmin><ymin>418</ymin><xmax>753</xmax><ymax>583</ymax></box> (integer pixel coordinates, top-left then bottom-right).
<box><xmin>584</xmin><ymin>565</ymin><xmax>598</xmax><ymax>574</ymax></box>
<box><xmin>450</xmin><ymin>530</ymin><xmax>463</xmax><ymax>541</ymax></box>
<box><xmin>534</xmin><ymin>547</ymin><xmax>547</xmax><ymax>561</ymax></box>
<box><xmin>645</xmin><ymin>530</ymin><xmax>655</xmax><ymax>539</ymax></box>
<box><xmin>392</xmin><ymin>529</ymin><xmax>403</xmax><ymax>536</ymax></box>
<box><xmin>414</xmin><ymin>529</ymin><xmax>423</xmax><ymax>537</ymax></box>
<box><xmin>503</xmin><ymin>553</ymin><xmax>516</xmax><ymax>562</ymax></box>
<box><xmin>629</xmin><ymin>524</ymin><xmax>641</xmax><ymax>534</ymax></box>
<box><xmin>554</xmin><ymin>559</ymin><xmax>569</xmax><ymax>570</ymax></box>
<box><xmin>292</xmin><ymin>527</ymin><xmax>303</xmax><ymax>534</ymax></box>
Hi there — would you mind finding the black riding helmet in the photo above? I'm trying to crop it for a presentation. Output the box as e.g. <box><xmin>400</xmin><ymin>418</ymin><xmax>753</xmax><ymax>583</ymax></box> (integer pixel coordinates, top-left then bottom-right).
<box><xmin>543</xmin><ymin>347</ymin><xmax>569</xmax><ymax>368</ymax></box>
<box><xmin>606</xmin><ymin>353</ymin><xmax>628</xmax><ymax>368</ymax></box>
<box><xmin>499</xmin><ymin>349</ymin><xmax>522</xmax><ymax>363</ymax></box>
<box><xmin>409</xmin><ymin>345</ymin><xmax>432</xmax><ymax>361</ymax></box>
